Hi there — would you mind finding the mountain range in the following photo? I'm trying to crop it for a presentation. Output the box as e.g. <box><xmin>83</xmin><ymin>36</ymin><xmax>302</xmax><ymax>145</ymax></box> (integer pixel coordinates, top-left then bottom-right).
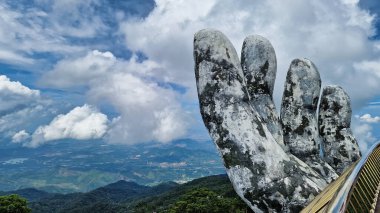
<box><xmin>0</xmin><ymin>174</ymin><xmax>253</xmax><ymax>213</ymax></box>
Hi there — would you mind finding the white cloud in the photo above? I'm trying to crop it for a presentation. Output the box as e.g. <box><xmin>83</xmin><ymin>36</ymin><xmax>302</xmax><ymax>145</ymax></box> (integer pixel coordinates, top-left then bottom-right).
<box><xmin>86</xmin><ymin>67</ymin><xmax>189</xmax><ymax>144</ymax></box>
<box><xmin>0</xmin><ymin>76</ymin><xmax>53</xmax><ymax>138</ymax></box>
<box><xmin>12</xmin><ymin>130</ymin><xmax>30</xmax><ymax>143</ymax></box>
<box><xmin>41</xmin><ymin>50</ymin><xmax>116</xmax><ymax>88</ymax></box>
<box><xmin>0</xmin><ymin>0</ymin><xmax>106</xmax><ymax>67</ymax></box>
<box><xmin>42</xmin><ymin>50</ymin><xmax>189</xmax><ymax>144</ymax></box>
<box><xmin>369</xmin><ymin>101</ymin><xmax>380</xmax><ymax>106</ymax></box>
<box><xmin>0</xmin><ymin>75</ymin><xmax>40</xmax><ymax>113</ymax></box>
<box><xmin>0</xmin><ymin>75</ymin><xmax>39</xmax><ymax>97</ymax></box>
<box><xmin>120</xmin><ymin>0</ymin><xmax>380</xmax><ymax>110</ymax></box>
<box><xmin>352</xmin><ymin>121</ymin><xmax>377</xmax><ymax>153</ymax></box>
<box><xmin>38</xmin><ymin>0</ymin><xmax>380</xmax><ymax>145</ymax></box>
<box><xmin>25</xmin><ymin>104</ymin><xmax>109</xmax><ymax>148</ymax></box>
<box><xmin>353</xmin><ymin>60</ymin><xmax>380</xmax><ymax>79</ymax></box>
<box><xmin>0</xmin><ymin>104</ymin><xmax>49</xmax><ymax>137</ymax></box>
<box><xmin>41</xmin><ymin>51</ymin><xmax>163</xmax><ymax>89</ymax></box>
<box><xmin>152</xmin><ymin>108</ymin><xmax>188</xmax><ymax>142</ymax></box>
<box><xmin>0</xmin><ymin>49</ymin><xmax>34</xmax><ymax>65</ymax></box>
<box><xmin>35</xmin><ymin>0</ymin><xmax>106</xmax><ymax>38</ymax></box>
<box><xmin>358</xmin><ymin>113</ymin><xmax>380</xmax><ymax>123</ymax></box>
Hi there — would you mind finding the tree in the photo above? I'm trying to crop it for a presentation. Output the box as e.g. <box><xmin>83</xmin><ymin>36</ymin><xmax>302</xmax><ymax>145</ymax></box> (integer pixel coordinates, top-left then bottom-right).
<box><xmin>0</xmin><ymin>194</ymin><xmax>31</xmax><ymax>213</ymax></box>
<box><xmin>168</xmin><ymin>188</ymin><xmax>247</xmax><ymax>213</ymax></box>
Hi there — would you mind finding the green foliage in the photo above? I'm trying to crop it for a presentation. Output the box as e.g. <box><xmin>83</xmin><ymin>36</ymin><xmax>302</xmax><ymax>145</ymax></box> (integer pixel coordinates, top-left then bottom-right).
<box><xmin>167</xmin><ymin>188</ymin><xmax>246</xmax><ymax>213</ymax></box>
<box><xmin>130</xmin><ymin>174</ymin><xmax>252</xmax><ymax>212</ymax></box>
<box><xmin>17</xmin><ymin>175</ymin><xmax>252</xmax><ymax>213</ymax></box>
<box><xmin>0</xmin><ymin>194</ymin><xmax>31</xmax><ymax>213</ymax></box>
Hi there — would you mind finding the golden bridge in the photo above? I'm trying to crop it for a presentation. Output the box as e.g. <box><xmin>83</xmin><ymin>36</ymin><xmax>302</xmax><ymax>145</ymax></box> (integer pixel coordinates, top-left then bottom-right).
<box><xmin>302</xmin><ymin>142</ymin><xmax>380</xmax><ymax>213</ymax></box>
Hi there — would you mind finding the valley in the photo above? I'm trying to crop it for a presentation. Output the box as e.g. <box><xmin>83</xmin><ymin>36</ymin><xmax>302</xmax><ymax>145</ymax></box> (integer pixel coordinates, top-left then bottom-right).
<box><xmin>0</xmin><ymin>139</ymin><xmax>224</xmax><ymax>193</ymax></box>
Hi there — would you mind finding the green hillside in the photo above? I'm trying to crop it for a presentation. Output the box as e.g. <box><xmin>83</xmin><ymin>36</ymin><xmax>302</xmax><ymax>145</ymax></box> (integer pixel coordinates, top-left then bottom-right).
<box><xmin>2</xmin><ymin>174</ymin><xmax>253</xmax><ymax>213</ymax></box>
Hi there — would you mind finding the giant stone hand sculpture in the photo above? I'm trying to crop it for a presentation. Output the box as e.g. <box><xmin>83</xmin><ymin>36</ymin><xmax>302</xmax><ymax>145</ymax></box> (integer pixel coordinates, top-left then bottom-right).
<box><xmin>194</xmin><ymin>29</ymin><xmax>361</xmax><ymax>212</ymax></box>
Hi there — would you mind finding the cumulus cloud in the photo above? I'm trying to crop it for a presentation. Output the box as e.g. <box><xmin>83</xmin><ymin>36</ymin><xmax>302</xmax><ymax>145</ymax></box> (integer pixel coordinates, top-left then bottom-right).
<box><xmin>42</xmin><ymin>50</ymin><xmax>189</xmax><ymax>144</ymax></box>
<box><xmin>12</xmin><ymin>130</ymin><xmax>30</xmax><ymax>143</ymax></box>
<box><xmin>40</xmin><ymin>50</ymin><xmax>163</xmax><ymax>89</ymax></box>
<box><xmin>40</xmin><ymin>50</ymin><xmax>117</xmax><ymax>88</ymax></box>
<box><xmin>24</xmin><ymin>104</ymin><xmax>109</xmax><ymax>148</ymax></box>
<box><xmin>0</xmin><ymin>75</ymin><xmax>60</xmax><ymax>141</ymax></box>
<box><xmin>0</xmin><ymin>75</ymin><xmax>40</xmax><ymax>113</ymax></box>
<box><xmin>2</xmin><ymin>0</ymin><xmax>376</xmax><ymax>148</ymax></box>
<box><xmin>358</xmin><ymin>113</ymin><xmax>380</xmax><ymax>123</ymax></box>
<box><xmin>120</xmin><ymin>0</ymin><xmax>380</xmax><ymax>110</ymax></box>
<box><xmin>0</xmin><ymin>75</ymin><xmax>39</xmax><ymax>97</ymax></box>
<box><xmin>0</xmin><ymin>75</ymin><xmax>50</xmax><ymax>138</ymax></box>
<box><xmin>37</xmin><ymin>0</ymin><xmax>380</xmax><ymax>146</ymax></box>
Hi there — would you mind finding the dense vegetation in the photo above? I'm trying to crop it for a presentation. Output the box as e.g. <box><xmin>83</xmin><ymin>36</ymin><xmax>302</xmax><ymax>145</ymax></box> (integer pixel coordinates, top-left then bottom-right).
<box><xmin>167</xmin><ymin>188</ymin><xmax>247</xmax><ymax>213</ymax></box>
<box><xmin>1</xmin><ymin>174</ymin><xmax>253</xmax><ymax>213</ymax></box>
<box><xmin>129</xmin><ymin>174</ymin><xmax>252</xmax><ymax>213</ymax></box>
<box><xmin>0</xmin><ymin>194</ymin><xmax>31</xmax><ymax>213</ymax></box>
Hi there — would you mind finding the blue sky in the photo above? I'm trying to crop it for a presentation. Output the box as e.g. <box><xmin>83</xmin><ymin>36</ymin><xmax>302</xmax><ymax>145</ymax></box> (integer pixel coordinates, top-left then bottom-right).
<box><xmin>0</xmin><ymin>0</ymin><xmax>380</xmax><ymax>152</ymax></box>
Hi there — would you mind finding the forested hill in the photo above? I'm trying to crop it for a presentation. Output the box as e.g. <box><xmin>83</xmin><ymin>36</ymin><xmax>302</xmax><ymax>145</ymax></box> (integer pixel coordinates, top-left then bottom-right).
<box><xmin>1</xmin><ymin>174</ymin><xmax>253</xmax><ymax>213</ymax></box>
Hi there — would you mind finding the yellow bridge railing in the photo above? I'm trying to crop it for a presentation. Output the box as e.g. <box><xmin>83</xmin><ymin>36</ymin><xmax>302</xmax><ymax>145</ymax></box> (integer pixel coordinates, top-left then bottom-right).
<box><xmin>344</xmin><ymin>146</ymin><xmax>380</xmax><ymax>213</ymax></box>
<box><xmin>302</xmin><ymin>141</ymin><xmax>380</xmax><ymax>213</ymax></box>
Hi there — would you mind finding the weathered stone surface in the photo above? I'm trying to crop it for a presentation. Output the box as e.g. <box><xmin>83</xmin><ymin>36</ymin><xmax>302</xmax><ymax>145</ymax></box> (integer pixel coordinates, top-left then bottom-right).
<box><xmin>280</xmin><ymin>59</ymin><xmax>321</xmax><ymax>158</ymax></box>
<box><xmin>241</xmin><ymin>35</ymin><xmax>285</xmax><ymax>149</ymax></box>
<box><xmin>194</xmin><ymin>29</ymin><xmax>327</xmax><ymax>212</ymax></box>
<box><xmin>280</xmin><ymin>59</ymin><xmax>338</xmax><ymax>183</ymax></box>
<box><xmin>319</xmin><ymin>85</ymin><xmax>361</xmax><ymax>174</ymax></box>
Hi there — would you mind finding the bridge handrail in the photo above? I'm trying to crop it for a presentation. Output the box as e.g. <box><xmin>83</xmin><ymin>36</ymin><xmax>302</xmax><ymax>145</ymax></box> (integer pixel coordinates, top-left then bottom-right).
<box><xmin>327</xmin><ymin>141</ymin><xmax>380</xmax><ymax>212</ymax></box>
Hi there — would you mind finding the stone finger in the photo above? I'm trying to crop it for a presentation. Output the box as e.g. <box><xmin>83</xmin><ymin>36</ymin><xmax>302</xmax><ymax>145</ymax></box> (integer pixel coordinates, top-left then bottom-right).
<box><xmin>241</xmin><ymin>35</ymin><xmax>285</xmax><ymax>148</ymax></box>
<box><xmin>319</xmin><ymin>85</ymin><xmax>361</xmax><ymax>174</ymax></box>
<box><xmin>280</xmin><ymin>59</ymin><xmax>338</xmax><ymax>182</ymax></box>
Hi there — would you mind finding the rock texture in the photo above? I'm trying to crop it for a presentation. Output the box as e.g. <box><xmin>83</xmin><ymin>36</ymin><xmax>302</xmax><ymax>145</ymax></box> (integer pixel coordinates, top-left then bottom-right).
<box><xmin>280</xmin><ymin>59</ymin><xmax>321</xmax><ymax>158</ymax></box>
<box><xmin>241</xmin><ymin>35</ymin><xmax>285</xmax><ymax>149</ymax></box>
<box><xmin>193</xmin><ymin>29</ymin><xmax>361</xmax><ymax>212</ymax></box>
<box><xmin>194</xmin><ymin>29</ymin><xmax>327</xmax><ymax>212</ymax></box>
<box><xmin>319</xmin><ymin>85</ymin><xmax>361</xmax><ymax>174</ymax></box>
<box><xmin>280</xmin><ymin>59</ymin><xmax>338</xmax><ymax>183</ymax></box>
